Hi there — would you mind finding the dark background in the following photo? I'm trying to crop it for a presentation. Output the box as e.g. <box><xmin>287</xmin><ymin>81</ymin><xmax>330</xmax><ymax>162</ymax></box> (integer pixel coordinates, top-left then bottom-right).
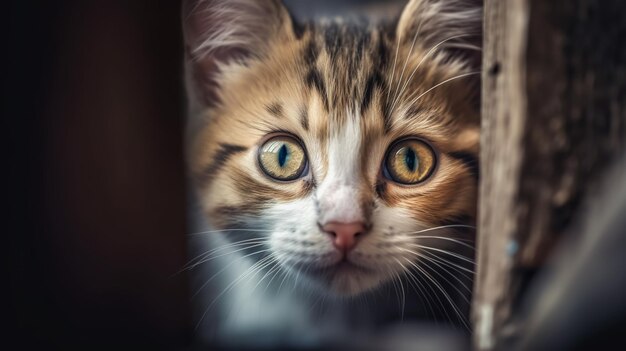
<box><xmin>8</xmin><ymin>0</ymin><xmax>190</xmax><ymax>348</ymax></box>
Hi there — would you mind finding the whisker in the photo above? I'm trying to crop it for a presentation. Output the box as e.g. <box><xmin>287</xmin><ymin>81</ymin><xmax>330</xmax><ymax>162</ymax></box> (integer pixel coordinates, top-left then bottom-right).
<box><xmin>405</xmin><ymin>245</ymin><xmax>475</xmax><ymax>265</ymax></box>
<box><xmin>391</xmin><ymin>34</ymin><xmax>476</xmax><ymax>114</ymax></box>
<box><xmin>183</xmin><ymin>237</ymin><xmax>268</xmax><ymax>266</ymax></box>
<box><xmin>412</xmin><ymin>236</ymin><xmax>475</xmax><ymax>250</ymax></box>
<box><xmin>441</xmin><ymin>43</ymin><xmax>482</xmax><ymax>51</ymax></box>
<box><xmin>402</xmin><ymin>257</ymin><xmax>457</xmax><ymax>327</ymax></box>
<box><xmin>405</xmin><ymin>71</ymin><xmax>481</xmax><ymax>107</ymax></box>
<box><xmin>393</xmin><ymin>257</ymin><xmax>437</xmax><ymax>321</ymax></box>
<box><xmin>397</xmin><ymin>224</ymin><xmax>476</xmax><ymax>236</ymax></box>
<box><xmin>419</xmin><ymin>249</ymin><xmax>475</xmax><ymax>277</ymax></box>
<box><xmin>171</xmin><ymin>239</ymin><xmax>269</xmax><ymax>278</ymax></box>
<box><xmin>400</xmin><ymin>247</ymin><xmax>473</xmax><ymax>293</ymax></box>
<box><xmin>187</xmin><ymin>228</ymin><xmax>273</xmax><ymax>236</ymax></box>
<box><xmin>277</xmin><ymin>261</ymin><xmax>294</xmax><ymax>294</ymax></box>
<box><xmin>184</xmin><ymin>242</ymin><xmax>267</xmax><ymax>273</ymax></box>
<box><xmin>388</xmin><ymin>20</ymin><xmax>404</xmax><ymax>108</ymax></box>
<box><xmin>395</xmin><ymin>269</ymin><xmax>407</xmax><ymax>321</ymax></box>
<box><xmin>195</xmin><ymin>254</ymin><xmax>277</xmax><ymax>330</ymax></box>
<box><xmin>251</xmin><ymin>257</ymin><xmax>282</xmax><ymax>293</ymax></box>
<box><xmin>416</xmin><ymin>254</ymin><xmax>473</xmax><ymax>300</ymax></box>
<box><xmin>261</xmin><ymin>259</ymin><xmax>287</xmax><ymax>296</ymax></box>
<box><xmin>388</xmin><ymin>267</ymin><xmax>403</xmax><ymax>313</ymax></box>
<box><xmin>226</xmin><ymin>256</ymin><xmax>282</xmax><ymax>325</ymax></box>
<box><xmin>191</xmin><ymin>248</ymin><xmax>273</xmax><ymax>299</ymax></box>
<box><xmin>398</xmin><ymin>260</ymin><xmax>436</xmax><ymax>319</ymax></box>
<box><xmin>404</xmin><ymin>258</ymin><xmax>470</xmax><ymax>330</ymax></box>
<box><xmin>390</xmin><ymin>18</ymin><xmax>425</xmax><ymax>112</ymax></box>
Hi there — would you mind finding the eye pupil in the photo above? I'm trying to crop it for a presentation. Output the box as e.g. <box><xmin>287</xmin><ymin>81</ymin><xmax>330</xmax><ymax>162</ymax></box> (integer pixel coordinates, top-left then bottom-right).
<box><xmin>384</xmin><ymin>139</ymin><xmax>436</xmax><ymax>185</ymax></box>
<box><xmin>278</xmin><ymin>144</ymin><xmax>289</xmax><ymax>167</ymax></box>
<box><xmin>258</xmin><ymin>136</ymin><xmax>306</xmax><ymax>181</ymax></box>
<box><xmin>405</xmin><ymin>147</ymin><xmax>417</xmax><ymax>172</ymax></box>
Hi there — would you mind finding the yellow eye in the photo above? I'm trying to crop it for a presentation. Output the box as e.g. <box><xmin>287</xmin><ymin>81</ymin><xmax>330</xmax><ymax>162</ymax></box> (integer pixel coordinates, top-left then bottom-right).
<box><xmin>258</xmin><ymin>136</ymin><xmax>308</xmax><ymax>181</ymax></box>
<box><xmin>384</xmin><ymin>139</ymin><xmax>436</xmax><ymax>184</ymax></box>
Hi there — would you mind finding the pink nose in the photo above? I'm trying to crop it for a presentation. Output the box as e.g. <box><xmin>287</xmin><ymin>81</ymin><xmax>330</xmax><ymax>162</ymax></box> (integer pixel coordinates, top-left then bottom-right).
<box><xmin>322</xmin><ymin>222</ymin><xmax>367</xmax><ymax>252</ymax></box>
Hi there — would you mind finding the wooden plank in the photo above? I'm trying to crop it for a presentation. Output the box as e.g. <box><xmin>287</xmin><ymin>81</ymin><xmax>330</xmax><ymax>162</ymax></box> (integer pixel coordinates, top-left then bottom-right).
<box><xmin>473</xmin><ymin>1</ymin><xmax>529</xmax><ymax>349</ymax></box>
<box><xmin>474</xmin><ymin>0</ymin><xmax>626</xmax><ymax>349</ymax></box>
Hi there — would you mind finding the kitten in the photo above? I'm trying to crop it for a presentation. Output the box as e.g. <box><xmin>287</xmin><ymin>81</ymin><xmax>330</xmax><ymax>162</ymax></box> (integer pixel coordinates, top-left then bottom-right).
<box><xmin>182</xmin><ymin>0</ymin><xmax>482</xmax><ymax>347</ymax></box>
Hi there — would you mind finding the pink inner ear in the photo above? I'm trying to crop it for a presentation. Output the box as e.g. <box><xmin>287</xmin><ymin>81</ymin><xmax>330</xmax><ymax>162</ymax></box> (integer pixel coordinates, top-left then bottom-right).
<box><xmin>182</xmin><ymin>0</ymin><xmax>287</xmax><ymax>107</ymax></box>
<box><xmin>186</xmin><ymin>44</ymin><xmax>250</xmax><ymax>107</ymax></box>
<box><xmin>396</xmin><ymin>0</ymin><xmax>482</xmax><ymax>70</ymax></box>
<box><xmin>183</xmin><ymin>0</ymin><xmax>252</xmax><ymax>106</ymax></box>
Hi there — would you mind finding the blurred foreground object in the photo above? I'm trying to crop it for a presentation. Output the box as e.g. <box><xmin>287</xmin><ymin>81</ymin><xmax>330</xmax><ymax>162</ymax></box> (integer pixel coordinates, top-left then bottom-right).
<box><xmin>516</xmin><ymin>159</ymin><xmax>626</xmax><ymax>350</ymax></box>
<box><xmin>475</xmin><ymin>0</ymin><xmax>626</xmax><ymax>349</ymax></box>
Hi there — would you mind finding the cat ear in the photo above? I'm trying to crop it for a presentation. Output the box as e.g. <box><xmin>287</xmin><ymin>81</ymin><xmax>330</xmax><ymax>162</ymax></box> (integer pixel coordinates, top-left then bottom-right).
<box><xmin>182</xmin><ymin>0</ymin><xmax>296</xmax><ymax>106</ymax></box>
<box><xmin>395</xmin><ymin>0</ymin><xmax>482</xmax><ymax>65</ymax></box>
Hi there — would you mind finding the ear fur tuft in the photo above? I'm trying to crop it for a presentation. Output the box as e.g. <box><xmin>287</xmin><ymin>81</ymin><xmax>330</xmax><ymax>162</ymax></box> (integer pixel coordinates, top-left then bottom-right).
<box><xmin>182</xmin><ymin>0</ymin><xmax>294</xmax><ymax>107</ymax></box>
<box><xmin>396</xmin><ymin>0</ymin><xmax>482</xmax><ymax>63</ymax></box>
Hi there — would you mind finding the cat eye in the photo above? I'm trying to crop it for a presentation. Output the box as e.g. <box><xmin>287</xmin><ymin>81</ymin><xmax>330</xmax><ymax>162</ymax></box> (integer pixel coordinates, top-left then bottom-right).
<box><xmin>384</xmin><ymin>138</ymin><xmax>436</xmax><ymax>185</ymax></box>
<box><xmin>258</xmin><ymin>135</ymin><xmax>308</xmax><ymax>181</ymax></box>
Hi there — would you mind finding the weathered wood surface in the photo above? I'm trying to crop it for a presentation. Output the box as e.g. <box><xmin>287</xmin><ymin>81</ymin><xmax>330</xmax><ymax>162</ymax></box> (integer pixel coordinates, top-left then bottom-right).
<box><xmin>473</xmin><ymin>1</ymin><xmax>529</xmax><ymax>349</ymax></box>
<box><xmin>474</xmin><ymin>0</ymin><xmax>626</xmax><ymax>349</ymax></box>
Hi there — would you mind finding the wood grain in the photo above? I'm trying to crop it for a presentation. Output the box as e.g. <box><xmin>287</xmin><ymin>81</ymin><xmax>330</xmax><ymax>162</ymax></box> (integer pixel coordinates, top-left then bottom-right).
<box><xmin>474</xmin><ymin>0</ymin><xmax>626</xmax><ymax>349</ymax></box>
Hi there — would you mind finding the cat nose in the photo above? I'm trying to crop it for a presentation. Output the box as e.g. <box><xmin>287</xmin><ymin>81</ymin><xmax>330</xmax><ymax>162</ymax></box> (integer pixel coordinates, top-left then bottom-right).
<box><xmin>322</xmin><ymin>222</ymin><xmax>366</xmax><ymax>252</ymax></box>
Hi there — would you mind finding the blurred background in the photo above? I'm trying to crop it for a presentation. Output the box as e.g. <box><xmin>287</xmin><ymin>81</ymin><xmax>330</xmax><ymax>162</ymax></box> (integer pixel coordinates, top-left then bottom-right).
<box><xmin>8</xmin><ymin>0</ymin><xmax>189</xmax><ymax>348</ymax></box>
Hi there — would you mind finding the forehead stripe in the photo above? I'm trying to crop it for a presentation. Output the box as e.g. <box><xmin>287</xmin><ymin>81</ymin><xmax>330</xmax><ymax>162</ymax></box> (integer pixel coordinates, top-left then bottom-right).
<box><xmin>361</xmin><ymin>71</ymin><xmax>384</xmax><ymax>113</ymax></box>
<box><xmin>199</xmin><ymin>143</ymin><xmax>247</xmax><ymax>185</ymax></box>
<box><xmin>299</xmin><ymin>105</ymin><xmax>309</xmax><ymax>131</ymax></box>
<box><xmin>265</xmin><ymin>102</ymin><xmax>284</xmax><ymax>118</ymax></box>
<box><xmin>305</xmin><ymin>68</ymin><xmax>329</xmax><ymax>110</ymax></box>
<box><xmin>303</xmin><ymin>37</ymin><xmax>318</xmax><ymax>67</ymax></box>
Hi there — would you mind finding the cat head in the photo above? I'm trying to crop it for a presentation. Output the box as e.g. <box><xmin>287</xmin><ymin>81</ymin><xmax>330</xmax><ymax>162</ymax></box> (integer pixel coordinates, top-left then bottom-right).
<box><xmin>183</xmin><ymin>0</ymin><xmax>481</xmax><ymax>296</ymax></box>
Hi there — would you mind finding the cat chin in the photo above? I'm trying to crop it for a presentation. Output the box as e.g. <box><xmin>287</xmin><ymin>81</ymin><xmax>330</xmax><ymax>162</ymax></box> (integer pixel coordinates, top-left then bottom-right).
<box><xmin>302</xmin><ymin>262</ymin><xmax>386</xmax><ymax>297</ymax></box>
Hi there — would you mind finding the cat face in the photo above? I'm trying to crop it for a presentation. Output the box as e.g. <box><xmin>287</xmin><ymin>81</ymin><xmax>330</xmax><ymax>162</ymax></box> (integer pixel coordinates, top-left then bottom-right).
<box><xmin>184</xmin><ymin>0</ymin><xmax>481</xmax><ymax>296</ymax></box>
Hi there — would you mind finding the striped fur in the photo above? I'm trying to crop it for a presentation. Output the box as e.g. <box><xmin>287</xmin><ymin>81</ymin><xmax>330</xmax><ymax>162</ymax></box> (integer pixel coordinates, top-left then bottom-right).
<box><xmin>184</xmin><ymin>0</ymin><xmax>481</xmax><ymax>343</ymax></box>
